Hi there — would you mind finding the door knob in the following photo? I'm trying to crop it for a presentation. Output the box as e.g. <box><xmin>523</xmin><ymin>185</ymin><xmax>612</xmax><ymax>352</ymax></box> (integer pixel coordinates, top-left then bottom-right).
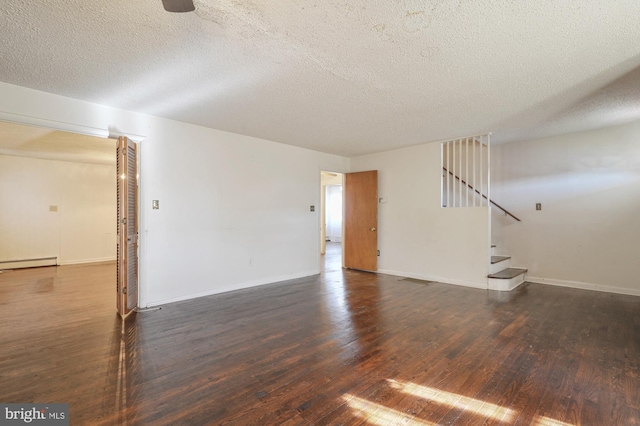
<box><xmin>370</xmin><ymin>227</ymin><xmax>376</xmax><ymax>232</ymax></box>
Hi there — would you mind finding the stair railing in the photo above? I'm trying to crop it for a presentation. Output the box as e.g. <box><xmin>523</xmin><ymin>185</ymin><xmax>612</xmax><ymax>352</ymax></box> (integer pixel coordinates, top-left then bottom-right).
<box><xmin>442</xmin><ymin>167</ymin><xmax>521</xmax><ymax>221</ymax></box>
<box><xmin>440</xmin><ymin>133</ymin><xmax>520</xmax><ymax>222</ymax></box>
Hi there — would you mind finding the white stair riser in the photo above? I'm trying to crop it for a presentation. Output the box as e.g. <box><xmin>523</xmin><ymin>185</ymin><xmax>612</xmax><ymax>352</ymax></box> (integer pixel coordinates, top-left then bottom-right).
<box><xmin>488</xmin><ymin>273</ymin><xmax>525</xmax><ymax>291</ymax></box>
<box><xmin>489</xmin><ymin>258</ymin><xmax>510</xmax><ymax>274</ymax></box>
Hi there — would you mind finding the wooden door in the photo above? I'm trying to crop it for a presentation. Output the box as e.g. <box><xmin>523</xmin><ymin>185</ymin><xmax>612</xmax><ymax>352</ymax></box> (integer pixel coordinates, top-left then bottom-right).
<box><xmin>116</xmin><ymin>136</ymin><xmax>139</xmax><ymax>316</ymax></box>
<box><xmin>344</xmin><ymin>170</ymin><xmax>378</xmax><ymax>271</ymax></box>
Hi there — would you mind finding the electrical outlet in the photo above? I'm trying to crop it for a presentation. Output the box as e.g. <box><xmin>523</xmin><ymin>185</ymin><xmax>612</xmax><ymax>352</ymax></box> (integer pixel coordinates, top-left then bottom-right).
<box><xmin>310</xmin><ymin>205</ymin><xmax>315</xmax><ymax>212</ymax></box>
<box><xmin>152</xmin><ymin>200</ymin><xmax>160</xmax><ymax>209</ymax></box>
<box><xmin>377</xmin><ymin>250</ymin><xmax>380</xmax><ymax>256</ymax></box>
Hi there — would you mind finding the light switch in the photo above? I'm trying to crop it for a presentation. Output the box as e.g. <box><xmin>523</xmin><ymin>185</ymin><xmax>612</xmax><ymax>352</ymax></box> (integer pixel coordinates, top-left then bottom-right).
<box><xmin>152</xmin><ymin>200</ymin><xmax>160</xmax><ymax>209</ymax></box>
<box><xmin>536</xmin><ymin>203</ymin><xmax>542</xmax><ymax>211</ymax></box>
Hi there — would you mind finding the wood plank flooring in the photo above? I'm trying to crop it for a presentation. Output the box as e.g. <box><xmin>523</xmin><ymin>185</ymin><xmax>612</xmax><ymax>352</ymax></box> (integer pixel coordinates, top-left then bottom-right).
<box><xmin>1</xmin><ymin>245</ymin><xmax>639</xmax><ymax>425</ymax></box>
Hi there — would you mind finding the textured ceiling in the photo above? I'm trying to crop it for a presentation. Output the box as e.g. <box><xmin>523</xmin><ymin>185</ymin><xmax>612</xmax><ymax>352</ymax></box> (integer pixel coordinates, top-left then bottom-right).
<box><xmin>1</xmin><ymin>1</ymin><xmax>640</xmax><ymax>157</ymax></box>
<box><xmin>0</xmin><ymin>121</ymin><xmax>115</xmax><ymax>165</ymax></box>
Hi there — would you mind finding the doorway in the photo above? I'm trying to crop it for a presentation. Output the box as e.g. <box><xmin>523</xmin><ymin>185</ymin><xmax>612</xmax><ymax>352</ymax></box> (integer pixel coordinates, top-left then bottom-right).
<box><xmin>320</xmin><ymin>171</ymin><xmax>343</xmax><ymax>272</ymax></box>
<box><xmin>0</xmin><ymin>120</ymin><xmax>135</xmax><ymax>313</ymax></box>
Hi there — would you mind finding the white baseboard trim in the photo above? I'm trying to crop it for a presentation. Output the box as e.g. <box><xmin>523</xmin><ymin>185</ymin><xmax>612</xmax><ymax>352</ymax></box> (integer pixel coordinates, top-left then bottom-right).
<box><xmin>527</xmin><ymin>276</ymin><xmax>640</xmax><ymax>297</ymax></box>
<box><xmin>0</xmin><ymin>257</ymin><xmax>57</xmax><ymax>270</ymax></box>
<box><xmin>143</xmin><ymin>270</ymin><xmax>320</xmax><ymax>308</ymax></box>
<box><xmin>61</xmin><ymin>257</ymin><xmax>116</xmax><ymax>265</ymax></box>
<box><xmin>378</xmin><ymin>269</ymin><xmax>487</xmax><ymax>290</ymax></box>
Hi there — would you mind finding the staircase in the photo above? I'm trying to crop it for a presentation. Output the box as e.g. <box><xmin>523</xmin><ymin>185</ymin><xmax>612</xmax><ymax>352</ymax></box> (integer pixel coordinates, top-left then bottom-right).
<box><xmin>488</xmin><ymin>245</ymin><xmax>526</xmax><ymax>291</ymax></box>
<box><xmin>439</xmin><ymin>133</ymin><xmax>525</xmax><ymax>291</ymax></box>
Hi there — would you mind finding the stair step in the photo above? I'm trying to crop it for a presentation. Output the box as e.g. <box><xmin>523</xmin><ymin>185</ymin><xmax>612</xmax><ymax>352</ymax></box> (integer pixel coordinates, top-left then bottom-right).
<box><xmin>491</xmin><ymin>256</ymin><xmax>511</xmax><ymax>264</ymax></box>
<box><xmin>488</xmin><ymin>268</ymin><xmax>527</xmax><ymax>279</ymax></box>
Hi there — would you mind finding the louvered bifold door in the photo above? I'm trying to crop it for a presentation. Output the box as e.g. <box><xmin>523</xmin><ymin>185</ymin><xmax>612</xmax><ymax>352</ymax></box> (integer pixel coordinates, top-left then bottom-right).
<box><xmin>116</xmin><ymin>136</ymin><xmax>139</xmax><ymax>316</ymax></box>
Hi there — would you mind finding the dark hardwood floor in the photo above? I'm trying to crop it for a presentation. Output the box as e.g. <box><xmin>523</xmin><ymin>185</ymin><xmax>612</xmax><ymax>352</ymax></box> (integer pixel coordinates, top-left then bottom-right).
<box><xmin>1</xmin><ymin>243</ymin><xmax>639</xmax><ymax>425</ymax></box>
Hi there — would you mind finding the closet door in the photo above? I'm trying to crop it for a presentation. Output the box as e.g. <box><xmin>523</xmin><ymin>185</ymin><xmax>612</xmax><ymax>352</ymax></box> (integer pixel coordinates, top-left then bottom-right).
<box><xmin>116</xmin><ymin>137</ymin><xmax>138</xmax><ymax>316</ymax></box>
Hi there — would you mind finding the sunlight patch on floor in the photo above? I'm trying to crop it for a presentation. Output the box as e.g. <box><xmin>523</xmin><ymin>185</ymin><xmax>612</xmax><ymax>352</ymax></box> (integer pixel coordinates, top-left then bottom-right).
<box><xmin>534</xmin><ymin>415</ymin><xmax>574</xmax><ymax>426</ymax></box>
<box><xmin>387</xmin><ymin>379</ymin><xmax>515</xmax><ymax>423</ymax></box>
<box><xmin>342</xmin><ymin>394</ymin><xmax>436</xmax><ymax>425</ymax></box>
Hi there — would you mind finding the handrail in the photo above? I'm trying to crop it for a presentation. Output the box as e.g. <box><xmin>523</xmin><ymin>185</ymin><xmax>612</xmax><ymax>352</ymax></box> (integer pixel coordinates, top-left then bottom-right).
<box><xmin>443</xmin><ymin>167</ymin><xmax>521</xmax><ymax>222</ymax></box>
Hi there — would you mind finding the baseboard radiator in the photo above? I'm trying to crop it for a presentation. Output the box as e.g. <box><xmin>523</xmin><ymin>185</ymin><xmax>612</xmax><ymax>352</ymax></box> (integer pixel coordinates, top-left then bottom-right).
<box><xmin>0</xmin><ymin>257</ymin><xmax>58</xmax><ymax>270</ymax></box>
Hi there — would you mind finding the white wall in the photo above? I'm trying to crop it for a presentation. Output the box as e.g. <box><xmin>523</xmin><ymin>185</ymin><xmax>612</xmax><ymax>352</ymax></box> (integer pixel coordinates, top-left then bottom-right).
<box><xmin>0</xmin><ymin>155</ymin><xmax>116</xmax><ymax>265</ymax></box>
<box><xmin>0</xmin><ymin>82</ymin><xmax>349</xmax><ymax>306</ymax></box>
<box><xmin>144</xmin><ymin>124</ymin><xmax>349</xmax><ymax>305</ymax></box>
<box><xmin>491</xmin><ymin>120</ymin><xmax>640</xmax><ymax>295</ymax></box>
<box><xmin>351</xmin><ymin>142</ymin><xmax>490</xmax><ymax>288</ymax></box>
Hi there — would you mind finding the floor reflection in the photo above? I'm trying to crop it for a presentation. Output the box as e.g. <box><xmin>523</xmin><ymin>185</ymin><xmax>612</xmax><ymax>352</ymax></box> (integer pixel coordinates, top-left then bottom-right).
<box><xmin>102</xmin><ymin>312</ymin><xmax>141</xmax><ymax>424</ymax></box>
<box><xmin>321</xmin><ymin>243</ymin><xmax>359</xmax><ymax>360</ymax></box>
<box><xmin>321</xmin><ymin>242</ymin><xmax>382</xmax><ymax>366</ymax></box>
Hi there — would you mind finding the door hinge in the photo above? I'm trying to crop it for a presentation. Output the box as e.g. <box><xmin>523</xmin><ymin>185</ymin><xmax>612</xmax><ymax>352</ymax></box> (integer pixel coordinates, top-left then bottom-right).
<box><xmin>121</xmin><ymin>218</ymin><xmax>127</xmax><ymax>224</ymax></box>
<box><xmin>121</xmin><ymin>287</ymin><xmax>127</xmax><ymax>294</ymax></box>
